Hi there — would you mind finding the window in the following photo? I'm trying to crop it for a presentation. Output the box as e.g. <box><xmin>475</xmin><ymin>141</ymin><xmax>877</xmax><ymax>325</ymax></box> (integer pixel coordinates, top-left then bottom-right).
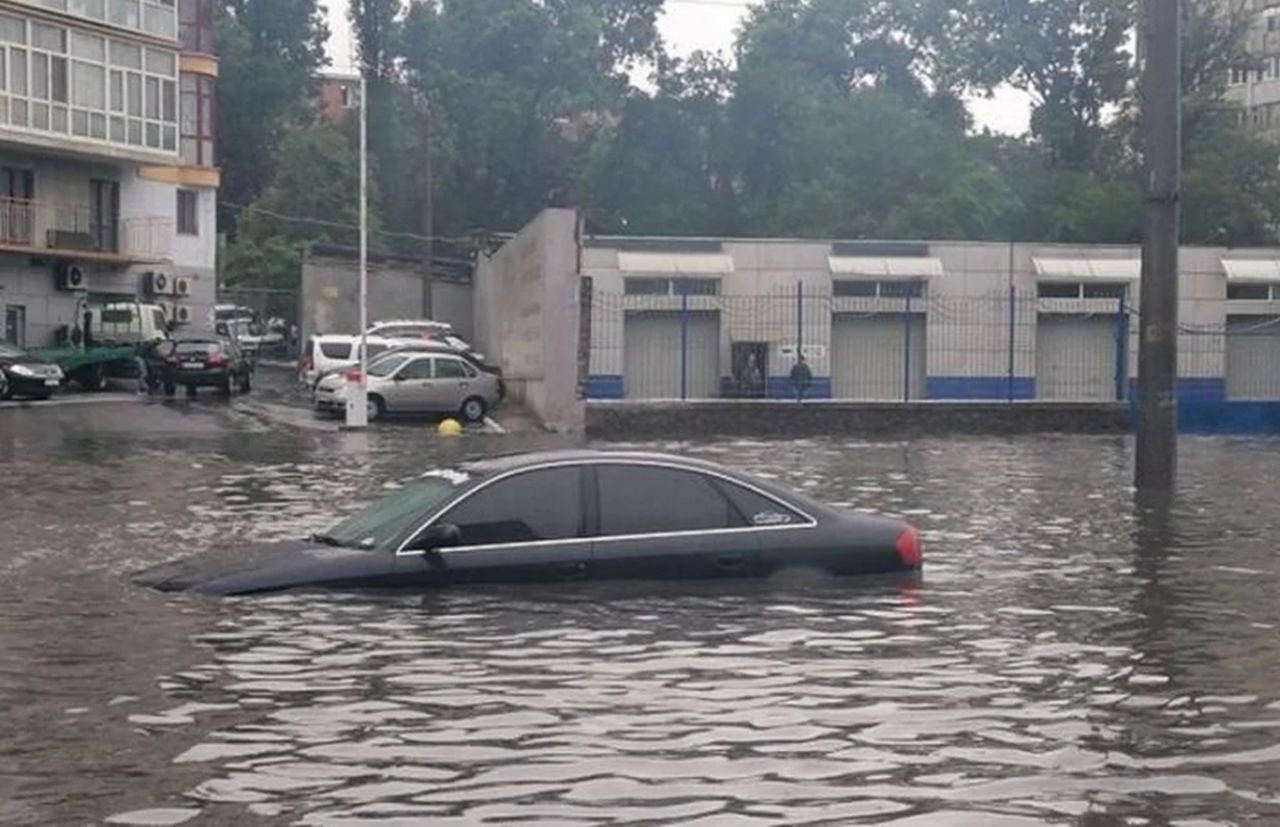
<box><xmin>179</xmin><ymin>72</ymin><xmax>214</xmax><ymax>165</ymax></box>
<box><xmin>319</xmin><ymin>341</ymin><xmax>353</xmax><ymax>360</ymax></box>
<box><xmin>4</xmin><ymin>305</ymin><xmax>26</xmax><ymax>347</ymax></box>
<box><xmin>834</xmin><ymin>279</ymin><xmax>926</xmax><ymax>298</ymax></box>
<box><xmin>1228</xmin><ymin>283</ymin><xmax>1275</xmax><ymax>300</ymax></box>
<box><xmin>1082</xmin><ymin>282</ymin><xmax>1127</xmax><ymax>300</ymax></box>
<box><xmin>1</xmin><ymin>166</ymin><xmax>34</xmax><ymax>245</ymax></box>
<box><xmin>178</xmin><ymin>0</ymin><xmax>213</xmax><ymax>54</ymax></box>
<box><xmin>176</xmin><ymin>188</ymin><xmax>197</xmax><ymax>235</ymax></box>
<box><xmin>435</xmin><ymin>358</ymin><xmax>468</xmax><ymax>379</ymax></box>
<box><xmin>597</xmin><ymin>465</ymin><xmax>741</xmax><ymax>537</ymax></box>
<box><xmin>397</xmin><ymin>358</ymin><xmax>433</xmax><ymax>380</ymax></box>
<box><xmin>367</xmin><ymin>354</ymin><xmax>408</xmax><ymax>377</ymax></box>
<box><xmin>442</xmin><ymin>468</ymin><xmax>584</xmax><ymax>546</ymax></box>
<box><xmin>1038</xmin><ymin>281</ymin><xmax>1126</xmax><ymax>300</ymax></box>
<box><xmin>624</xmin><ymin>277</ymin><xmax>720</xmax><ymax>296</ymax></box>
<box><xmin>717</xmin><ymin>481</ymin><xmax>804</xmax><ymax>527</ymax></box>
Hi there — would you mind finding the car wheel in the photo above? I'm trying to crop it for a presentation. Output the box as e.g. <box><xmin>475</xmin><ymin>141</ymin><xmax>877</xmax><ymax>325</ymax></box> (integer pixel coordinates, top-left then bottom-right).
<box><xmin>367</xmin><ymin>394</ymin><xmax>385</xmax><ymax>422</ymax></box>
<box><xmin>220</xmin><ymin>374</ymin><xmax>233</xmax><ymax>396</ymax></box>
<box><xmin>163</xmin><ymin>382</ymin><xmax>175</xmax><ymax>398</ymax></box>
<box><xmin>78</xmin><ymin>364</ymin><xmax>108</xmax><ymax>393</ymax></box>
<box><xmin>239</xmin><ymin>371</ymin><xmax>252</xmax><ymax>394</ymax></box>
<box><xmin>186</xmin><ymin>384</ymin><xmax>197</xmax><ymax>398</ymax></box>
<box><xmin>460</xmin><ymin>396</ymin><xmax>487</xmax><ymax>424</ymax></box>
<box><xmin>0</xmin><ymin>376</ymin><xmax>11</xmax><ymax>401</ymax></box>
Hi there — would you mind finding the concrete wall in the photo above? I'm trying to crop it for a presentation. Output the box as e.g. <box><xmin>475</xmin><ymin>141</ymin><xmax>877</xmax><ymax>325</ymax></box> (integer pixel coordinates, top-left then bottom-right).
<box><xmin>299</xmin><ymin>249</ymin><xmax>473</xmax><ymax>344</ymax></box>
<box><xmin>473</xmin><ymin>208</ymin><xmax>584</xmax><ymax>432</ymax></box>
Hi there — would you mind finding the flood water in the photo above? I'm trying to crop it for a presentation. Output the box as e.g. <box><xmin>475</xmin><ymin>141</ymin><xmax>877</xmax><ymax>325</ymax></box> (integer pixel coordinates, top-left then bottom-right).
<box><xmin>2</xmin><ymin>400</ymin><xmax>1280</xmax><ymax>825</ymax></box>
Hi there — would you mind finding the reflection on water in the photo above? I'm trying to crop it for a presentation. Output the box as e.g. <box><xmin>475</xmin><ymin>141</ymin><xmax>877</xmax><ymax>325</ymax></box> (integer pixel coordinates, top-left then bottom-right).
<box><xmin>2</xmin><ymin>420</ymin><xmax>1280</xmax><ymax>824</ymax></box>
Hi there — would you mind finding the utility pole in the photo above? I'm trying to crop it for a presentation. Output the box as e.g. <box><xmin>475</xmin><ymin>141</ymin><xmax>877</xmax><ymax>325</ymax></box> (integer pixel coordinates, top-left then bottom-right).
<box><xmin>422</xmin><ymin>98</ymin><xmax>434</xmax><ymax>319</ymax></box>
<box><xmin>1136</xmin><ymin>0</ymin><xmax>1180</xmax><ymax>490</ymax></box>
<box><xmin>346</xmin><ymin>72</ymin><xmax>370</xmax><ymax>429</ymax></box>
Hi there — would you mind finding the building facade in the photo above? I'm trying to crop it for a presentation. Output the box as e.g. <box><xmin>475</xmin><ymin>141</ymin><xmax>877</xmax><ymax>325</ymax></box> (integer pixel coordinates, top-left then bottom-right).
<box><xmin>0</xmin><ymin>0</ymin><xmax>218</xmax><ymax>348</ymax></box>
<box><xmin>316</xmin><ymin>70</ymin><xmax>359</xmax><ymax>124</ymax></box>
<box><xmin>579</xmin><ymin>235</ymin><xmax>1280</xmax><ymax>427</ymax></box>
<box><xmin>1225</xmin><ymin>0</ymin><xmax>1280</xmax><ymax>138</ymax></box>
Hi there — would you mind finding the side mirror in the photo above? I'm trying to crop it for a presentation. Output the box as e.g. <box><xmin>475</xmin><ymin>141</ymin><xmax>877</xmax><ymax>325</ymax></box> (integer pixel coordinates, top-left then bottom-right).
<box><xmin>412</xmin><ymin>523</ymin><xmax>461</xmax><ymax>552</ymax></box>
<box><xmin>392</xmin><ymin>372</ymin><xmax>407</xmax><ymax>382</ymax></box>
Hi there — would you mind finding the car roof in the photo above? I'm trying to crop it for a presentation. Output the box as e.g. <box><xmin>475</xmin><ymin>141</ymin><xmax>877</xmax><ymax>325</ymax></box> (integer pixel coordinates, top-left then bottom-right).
<box><xmin>369</xmin><ymin>319</ymin><xmax>452</xmax><ymax>330</ymax></box>
<box><xmin>457</xmin><ymin>450</ymin><xmax>738</xmax><ymax>478</ymax></box>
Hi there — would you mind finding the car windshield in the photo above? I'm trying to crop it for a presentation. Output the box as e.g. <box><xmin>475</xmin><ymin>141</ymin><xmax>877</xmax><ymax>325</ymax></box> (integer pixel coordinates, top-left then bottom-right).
<box><xmin>314</xmin><ymin>475</ymin><xmax>464</xmax><ymax>551</ymax></box>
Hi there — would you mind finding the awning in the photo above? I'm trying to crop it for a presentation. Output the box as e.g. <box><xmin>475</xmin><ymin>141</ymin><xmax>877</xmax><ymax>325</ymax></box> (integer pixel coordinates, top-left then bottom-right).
<box><xmin>1221</xmin><ymin>259</ymin><xmax>1280</xmax><ymax>282</ymax></box>
<box><xmin>1033</xmin><ymin>257</ymin><xmax>1140</xmax><ymax>280</ymax></box>
<box><xmin>828</xmin><ymin>256</ymin><xmax>944</xmax><ymax>278</ymax></box>
<box><xmin>618</xmin><ymin>251</ymin><xmax>735</xmax><ymax>275</ymax></box>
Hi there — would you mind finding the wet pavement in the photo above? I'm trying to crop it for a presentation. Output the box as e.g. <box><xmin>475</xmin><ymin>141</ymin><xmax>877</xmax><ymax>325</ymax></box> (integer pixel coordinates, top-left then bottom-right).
<box><xmin>2</xmin><ymin>374</ymin><xmax>1280</xmax><ymax>825</ymax></box>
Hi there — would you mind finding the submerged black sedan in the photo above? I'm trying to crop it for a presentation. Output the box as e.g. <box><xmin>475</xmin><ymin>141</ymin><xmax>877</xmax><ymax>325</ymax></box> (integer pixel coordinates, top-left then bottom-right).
<box><xmin>136</xmin><ymin>451</ymin><xmax>922</xmax><ymax>596</ymax></box>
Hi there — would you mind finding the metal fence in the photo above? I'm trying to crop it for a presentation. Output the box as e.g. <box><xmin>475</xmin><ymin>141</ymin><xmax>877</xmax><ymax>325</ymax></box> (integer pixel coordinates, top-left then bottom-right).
<box><xmin>586</xmin><ymin>283</ymin><xmax>1280</xmax><ymax>403</ymax></box>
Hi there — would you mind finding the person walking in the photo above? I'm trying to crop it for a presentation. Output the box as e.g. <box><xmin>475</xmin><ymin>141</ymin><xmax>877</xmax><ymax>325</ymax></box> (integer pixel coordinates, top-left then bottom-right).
<box><xmin>790</xmin><ymin>352</ymin><xmax>812</xmax><ymax>403</ymax></box>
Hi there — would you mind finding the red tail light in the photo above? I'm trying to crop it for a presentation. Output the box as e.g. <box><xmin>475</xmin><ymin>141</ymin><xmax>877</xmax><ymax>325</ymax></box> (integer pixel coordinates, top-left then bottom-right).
<box><xmin>206</xmin><ymin>352</ymin><xmax>230</xmax><ymax>367</ymax></box>
<box><xmin>895</xmin><ymin>526</ymin><xmax>923</xmax><ymax>569</ymax></box>
<box><xmin>300</xmin><ymin>356</ymin><xmax>314</xmax><ymax>373</ymax></box>
<box><xmin>345</xmin><ymin>368</ymin><xmax>362</xmax><ymax>382</ymax></box>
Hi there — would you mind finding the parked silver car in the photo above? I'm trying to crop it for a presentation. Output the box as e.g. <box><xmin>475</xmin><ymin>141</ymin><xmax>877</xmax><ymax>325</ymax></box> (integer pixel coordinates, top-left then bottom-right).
<box><xmin>313</xmin><ymin>351</ymin><xmax>500</xmax><ymax>423</ymax></box>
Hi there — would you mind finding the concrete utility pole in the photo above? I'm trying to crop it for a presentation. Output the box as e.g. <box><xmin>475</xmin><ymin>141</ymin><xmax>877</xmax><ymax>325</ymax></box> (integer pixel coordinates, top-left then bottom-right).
<box><xmin>1136</xmin><ymin>0</ymin><xmax>1181</xmax><ymax>490</ymax></box>
<box><xmin>346</xmin><ymin>73</ymin><xmax>371</xmax><ymax>429</ymax></box>
<box><xmin>422</xmin><ymin>99</ymin><xmax>434</xmax><ymax>319</ymax></box>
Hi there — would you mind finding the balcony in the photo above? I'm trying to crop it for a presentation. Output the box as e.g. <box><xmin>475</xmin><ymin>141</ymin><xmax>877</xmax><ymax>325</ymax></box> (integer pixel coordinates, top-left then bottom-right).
<box><xmin>10</xmin><ymin>0</ymin><xmax>178</xmax><ymax>42</ymax></box>
<box><xmin>0</xmin><ymin>197</ymin><xmax>171</xmax><ymax>264</ymax></box>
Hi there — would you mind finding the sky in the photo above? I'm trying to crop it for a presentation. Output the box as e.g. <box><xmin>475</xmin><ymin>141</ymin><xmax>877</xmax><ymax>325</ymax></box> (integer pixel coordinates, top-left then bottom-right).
<box><xmin>324</xmin><ymin>0</ymin><xmax>1032</xmax><ymax>135</ymax></box>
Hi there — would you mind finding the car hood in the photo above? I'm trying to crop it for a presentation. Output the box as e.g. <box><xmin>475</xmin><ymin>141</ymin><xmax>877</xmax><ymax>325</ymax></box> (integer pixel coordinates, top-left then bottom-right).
<box><xmin>134</xmin><ymin>539</ymin><xmax>397</xmax><ymax>596</ymax></box>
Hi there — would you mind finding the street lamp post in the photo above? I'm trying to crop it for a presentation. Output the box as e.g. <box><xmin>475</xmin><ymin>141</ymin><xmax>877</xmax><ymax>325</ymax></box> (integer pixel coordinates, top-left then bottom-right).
<box><xmin>345</xmin><ymin>73</ymin><xmax>370</xmax><ymax>429</ymax></box>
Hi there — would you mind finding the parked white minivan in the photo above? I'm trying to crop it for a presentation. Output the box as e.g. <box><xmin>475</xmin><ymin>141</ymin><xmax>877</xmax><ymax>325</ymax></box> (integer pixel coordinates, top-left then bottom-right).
<box><xmin>299</xmin><ymin>334</ymin><xmax>403</xmax><ymax>388</ymax></box>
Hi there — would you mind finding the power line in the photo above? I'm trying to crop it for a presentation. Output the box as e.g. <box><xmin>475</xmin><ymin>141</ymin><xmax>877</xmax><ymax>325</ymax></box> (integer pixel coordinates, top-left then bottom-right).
<box><xmin>221</xmin><ymin>201</ymin><xmax>480</xmax><ymax>246</ymax></box>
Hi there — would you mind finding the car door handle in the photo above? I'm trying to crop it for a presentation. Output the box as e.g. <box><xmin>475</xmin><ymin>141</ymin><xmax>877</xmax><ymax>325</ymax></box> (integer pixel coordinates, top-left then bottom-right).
<box><xmin>556</xmin><ymin>561</ymin><xmax>588</xmax><ymax>576</ymax></box>
<box><xmin>717</xmin><ymin>553</ymin><xmax>748</xmax><ymax>569</ymax></box>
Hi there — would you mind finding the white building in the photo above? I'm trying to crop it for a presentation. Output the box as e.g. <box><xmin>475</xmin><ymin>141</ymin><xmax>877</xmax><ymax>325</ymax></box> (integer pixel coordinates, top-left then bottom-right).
<box><xmin>1225</xmin><ymin>0</ymin><xmax>1280</xmax><ymax>137</ymax></box>
<box><xmin>0</xmin><ymin>0</ymin><xmax>218</xmax><ymax>348</ymax></box>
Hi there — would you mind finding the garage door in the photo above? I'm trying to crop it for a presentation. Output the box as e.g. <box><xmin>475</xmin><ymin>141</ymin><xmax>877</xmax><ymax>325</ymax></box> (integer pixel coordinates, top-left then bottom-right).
<box><xmin>1226</xmin><ymin>316</ymin><xmax>1280</xmax><ymax>400</ymax></box>
<box><xmin>1036</xmin><ymin>314</ymin><xmax>1119</xmax><ymax>401</ymax></box>
<box><xmin>624</xmin><ymin>311</ymin><xmax>720</xmax><ymax>400</ymax></box>
<box><xmin>831</xmin><ymin>313</ymin><xmax>926</xmax><ymax>401</ymax></box>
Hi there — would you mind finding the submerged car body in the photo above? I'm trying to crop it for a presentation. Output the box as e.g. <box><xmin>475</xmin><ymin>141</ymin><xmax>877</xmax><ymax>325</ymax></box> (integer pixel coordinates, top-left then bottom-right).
<box><xmin>136</xmin><ymin>451</ymin><xmax>922</xmax><ymax>596</ymax></box>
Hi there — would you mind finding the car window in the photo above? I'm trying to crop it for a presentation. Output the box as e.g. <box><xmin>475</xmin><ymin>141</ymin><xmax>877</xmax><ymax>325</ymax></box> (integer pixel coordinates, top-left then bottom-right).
<box><xmin>716</xmin><ymin>480</ymin><xmax>805</xmax><ymax>527</ymax></box>
<box><xmin>323</xmin><ymin>477</ymin><xmax>462</xmax><ymax>552</ymax></box>
<box><xmin>175</xmin><ymin>341</ymin><xmax>219</xmax><ymax>355</ymax></box>
<box><xmin>397</xmin><ymin>358</ymin><xmax>433</xmax><ymax>380</ymax></box>
<box><xmin>364</xmin><ymin>343</ymin><xmax>389</xmax><ymax>359</ymax></box>
<box><xmin>368</xmin><ymin>354</ymin><xmax>410</xmax><ymax>378</ymax></box>
<box><xmin>440</xmin><ymin>467</ymin><xmax>583</xmax><ymax>546</ymax></box>
<box><xmin>320</xmin><ymin>341</ymin><xmax>352</xmax><ymax>359</ymax></box>
<box><xmin>435</xmin><ymin>359</ymin><xmax>468</xmax><ymax>379</ymax></box>
<box><xmin>153</xmin><ymin>309</ymin><xmax>166</xmax><ymax>330</ymax></box>
<box><xmin>597</xmin><ymin>465</ymin><xmax>741</xmax><ymax>536</ymax></box>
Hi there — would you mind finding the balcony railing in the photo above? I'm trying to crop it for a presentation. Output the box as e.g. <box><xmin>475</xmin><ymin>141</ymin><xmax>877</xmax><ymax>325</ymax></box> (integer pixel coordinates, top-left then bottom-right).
<box><xmin>0</xmin><ymin>197</ymin><xmax>172</xmax><ymax>261</ymax></box>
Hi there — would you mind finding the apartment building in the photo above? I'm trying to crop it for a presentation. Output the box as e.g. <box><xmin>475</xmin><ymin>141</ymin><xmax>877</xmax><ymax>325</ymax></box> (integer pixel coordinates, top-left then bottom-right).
<box><xmin>1225</xmin><ymin>1</ymin><xmax>1280</xmax><ymax>138</ymax></box>
<box><xmin>0</xmin><ymin>0</ymin><xmax>218</xmax><ymax>348</ymax></box>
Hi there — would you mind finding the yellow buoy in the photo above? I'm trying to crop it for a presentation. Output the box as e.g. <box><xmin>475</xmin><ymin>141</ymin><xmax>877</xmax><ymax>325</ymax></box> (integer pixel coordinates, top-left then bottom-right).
<box><xmin>437</xmin><ymin>418</ymin><xmax>463</xmax><ymax>437</ymax></box>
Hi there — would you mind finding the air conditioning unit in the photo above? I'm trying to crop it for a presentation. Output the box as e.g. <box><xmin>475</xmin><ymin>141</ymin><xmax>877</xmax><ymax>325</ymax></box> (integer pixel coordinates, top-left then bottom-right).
<box><xmin>171</xmin><ymin>303</ymin><xmax>193</xmax><ymax>326</ymax></box>
<box><xmin>142</xmin><ymin>270</ymin><xmax>170</xmax><ymax>296</ymax></box>
<box><xmin>56</xmin><ymin>262</ymin><xmax>88</xmax><ymax>291</ymax></box>
<box><xmin>173</xmin><ymin>275</ymin><xmax>192</xmax><ymax>298</ymax></box>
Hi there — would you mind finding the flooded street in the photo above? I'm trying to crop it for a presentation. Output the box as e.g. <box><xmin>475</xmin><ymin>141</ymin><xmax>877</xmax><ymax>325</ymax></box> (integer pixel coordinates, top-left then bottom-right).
<box><xmin>2</xmin><ymin>389</ymin><xmax>1280</xmax><ymax>825</ymax></box>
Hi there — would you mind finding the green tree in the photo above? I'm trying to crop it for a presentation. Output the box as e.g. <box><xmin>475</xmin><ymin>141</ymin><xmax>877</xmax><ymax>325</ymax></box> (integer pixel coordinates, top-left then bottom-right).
<box><xmin>216</xmin><ymin>0</ymin><xmax>329</xmax><ymax>234</ymax></box>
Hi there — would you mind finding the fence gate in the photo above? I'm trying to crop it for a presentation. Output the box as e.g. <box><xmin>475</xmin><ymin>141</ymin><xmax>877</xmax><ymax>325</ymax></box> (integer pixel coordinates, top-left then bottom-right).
<box><xmin>623</xmin><ymin>310</ymin><xmax>720</xmax><ymax>399</ymax></box>
<box><xmin>1226</xmin><ymin>316</ymin><xmax>1280</xmax><ymax>400</ymax></box>
<box><xmin>831</xmin><ymin>313</ymin><xmax>926</xmax><ymax>401</ymax></box>
<box><xmin>1036</xmin><ymin>314</ymin><xmax>1118</xmax><ymax>401</ymax></box>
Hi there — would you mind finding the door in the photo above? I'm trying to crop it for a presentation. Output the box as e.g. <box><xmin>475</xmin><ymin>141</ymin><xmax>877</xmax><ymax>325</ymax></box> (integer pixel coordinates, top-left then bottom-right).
<box><xmin>386</xmin><ymin>356</ymin><xmax>435</xmax><ymax>411</ymax></box>
<box><xmin>90</xmin><ymin>179</ymin><xmax>120</xmax><ymax>252</ymax></box>
<box><xmin>589</xmin><ymin>464</ymin><xmax>760</xmax><ymax>581</ymax></box>
<box><xmin>429</xmin><ymin>356</ymin><xmax>476</xmax><ymax>411</ymax></box>
<box><xmin>831</xmin><ymin>313</ymin><xmax>926</xmax><ymax>400</ymax></box>
<box><xmin>1037</xmin><ymin>314</ymin><xmax>1118</xmax><ymax>401</ymax></box>
<box><xmin>1226</xmin><ymin>316</ymin><xmax>1280</xmax><ymax>400</ymax></box>
<box><xmin>623</xmin><ymin>311</ymin><xmax>720</xmax><ymax>399</ymax></box>
<box><xmin>1</xmin><ymin>167</ymin><xmax>34</xmax><ymax>245</ymax></box>
<box><xmin>398</xmin><ymin>466</ymin><xmax>590</xmax><ymax>585</ymax></box>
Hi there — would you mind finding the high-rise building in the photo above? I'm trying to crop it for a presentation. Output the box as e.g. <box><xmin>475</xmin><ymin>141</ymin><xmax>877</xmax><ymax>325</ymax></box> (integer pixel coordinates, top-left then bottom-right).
<box><xmin>0</xmin><ymin>0</ymin><xmax>218</xmax><ymax>348</ymax></box>
<box><xmin>1225</xmin><ymin>1</ymin><xmax>1280</xmax><ymax>138</ymax></box>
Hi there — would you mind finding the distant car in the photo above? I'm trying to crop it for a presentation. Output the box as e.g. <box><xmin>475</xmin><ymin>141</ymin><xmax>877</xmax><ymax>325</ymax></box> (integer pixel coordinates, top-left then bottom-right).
<box><xmin>220</xmin><ymin>319</ymin><xmax>284</xmax><ymax>356</ymax></box>
<box><xmin>313</xmin><ymin>351</ymin><xmax>500</xmax><ymax>423</ymax></box>
<box><xmin>134</xmin><ymin>450</ymin><xmax>924</xmax><ymax>596</ymax></box>
<box><xmin>299</xmin><ymin>334</ymin><xmax>403</xmax><ymax>388</ymax></box>
<box><xmin>365</xmin><ymin>320</ymin><xmax>486</xmax><ymax>362</ymax></box>
<box><xmin>333</xmin><ymin>341</ymin><xmax>504</xmax><ymax>400</ymax></box>
<box><xmin>0</xmin><ymin>342</ymin><xmax>64</xmax><ymax>400</ymax></box>
<box><xmin>163</xmin><ymin>335</ymin><xmax>254</xmax><ymax>397</ymax></box>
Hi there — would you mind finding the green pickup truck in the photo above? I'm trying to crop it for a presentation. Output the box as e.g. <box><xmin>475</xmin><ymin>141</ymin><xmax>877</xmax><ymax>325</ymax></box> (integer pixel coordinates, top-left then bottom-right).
<box><xmin>34</xmin><ymin>300</ymin><xmax>173</xmax><ymax>391</ymax></box>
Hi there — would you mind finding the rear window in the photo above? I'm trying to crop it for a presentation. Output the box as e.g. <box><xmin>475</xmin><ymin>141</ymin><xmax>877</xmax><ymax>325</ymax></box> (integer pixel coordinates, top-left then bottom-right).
<box><xmin>101</xmin><ymin>310</ymin><xmax>133</xmax><ymax>324</ymax></box>
<box><xmin>320</xmin><ymin>342</ymin><xmax>353</xmax><ymax>359</ymax></box>
<box><xmin>176</xmin><ymin>341</ymin><xmax>221</xmax><ymax>355</ymax></box>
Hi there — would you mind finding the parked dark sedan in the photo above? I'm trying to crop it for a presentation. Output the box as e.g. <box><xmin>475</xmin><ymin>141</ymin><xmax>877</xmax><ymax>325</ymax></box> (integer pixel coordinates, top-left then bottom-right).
<box><xmin>0</xmin><ymin>342</ymin><xmax>64</xmax><ymax>400</ymax></box>
<box><xmin>162</xmin><ymin>334</ymin><xmax>253</xmax><ymax>397</ymax></box>
<box><xmin>135</xmin><ymin>451</ymin><xmax>923</xmax><ymax>596</ymax></box>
